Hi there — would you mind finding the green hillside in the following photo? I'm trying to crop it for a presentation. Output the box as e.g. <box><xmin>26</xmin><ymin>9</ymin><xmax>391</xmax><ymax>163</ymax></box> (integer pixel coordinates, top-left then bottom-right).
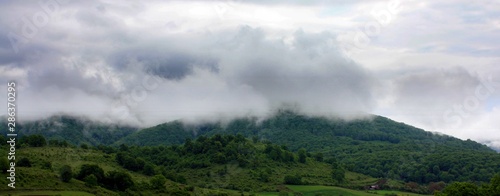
<box><xmin>1</xmin><ymin>134</ymin><xmax>499</xmax><ymax>195</ymax></box>
<box><xmin>4</xmin><ymin>110</ymin><xmax>500</xmax><ymax>191</ymax></box>
<box><xmin>0</xmin><ymin>135</ymin><xmax>427</xmax><ymax>196</ymax></box>
<box><xmin>116</xmin><ymin>110</ymin><xmax>500</xmax><ymax>185</ymax></box>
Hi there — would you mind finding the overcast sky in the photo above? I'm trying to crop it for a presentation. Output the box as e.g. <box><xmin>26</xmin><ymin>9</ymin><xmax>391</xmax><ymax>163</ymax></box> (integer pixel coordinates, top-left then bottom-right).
<box><xmin>1</xmin><ymin>0</ymin><xmax>499</xmax><ymax>149</ymax></box>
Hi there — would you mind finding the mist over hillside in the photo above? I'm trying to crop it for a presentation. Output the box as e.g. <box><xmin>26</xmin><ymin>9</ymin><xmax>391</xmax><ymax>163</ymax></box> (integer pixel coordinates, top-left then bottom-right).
<box><xmin>3</xmin><ymin>108</ymin><xmax>498</xmax><ymax>152</ymax></box>
<box><xmin>2</xmin><ymin>1</ymin><xmax>500</xmax><ymax>195</ymax></box>
<box><xmin>5</xmin><ymin>110</ymin><xmax>500</xmax><ymax>186</ymax></box>
<box><xmin>2</xmin><ymin>0</ymin><xmax>500</xmax><ymax>152</ymax></box>
<box><xmin>0</xmin><ymin>115</ymin><xmax>138</xmax><ymax>146</ymax></box>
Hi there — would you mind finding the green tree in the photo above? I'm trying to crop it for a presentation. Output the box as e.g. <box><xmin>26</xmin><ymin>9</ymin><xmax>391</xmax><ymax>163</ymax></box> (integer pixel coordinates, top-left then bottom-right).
<box><xmin>257</xmin><ymin>170</ymin><xmax>271</xmax><ymax>182</ymax></box>
<box><xmin>84</xmin><ymin>174</ymin><xmax>98</xmax><ymax>187</ymax></box>
<box><xmin>104</xmin><ymin>170</ymin><xmax>134</xmax><ymax>191</ymax></box>
<box><xmin>313</xmin><ymin>152</ymin><xmax>324</xmax><ymax>162</ymax></box>
<box><xmin>136</xmin><ymin>158</ymin><xmax>146</xmax><ymax>170</ymax></box>
<box><xmin>0</xmin><ymin>158</ymin><xmax>9</xmax><ymax>173</ymax></box>
<box><xmin>439</xmin><ymin>182</ymin><xmax>479</xmax><ymax>196</ymax></box>
<box><xmin>80</xmin><ymin>143</ymin><xmax>89</xmax><ymax>149</ymax></box>
<box><xmin>150</xmin><ymin>174</ymin><xmax>167</xmax><ymax>190</ymax></box>
<box><xmin>332</xmin><ymin>168</ymin><xmax>345</xmax><ymax>183</ymax></box>
<box><xmin>487</xmin><ymin>173</ymin><xmax>500</xmax><ymax>195</ymax></box>
<box><xmin>60</xmin><ymin>165</ymin><xmax>72</xmax><ymax>182</ymax></box>
<box><xmin>331</xmin><ymin>159</ymin><xmax>345</xmax><ymax>183</ymax></box>
<box><xmin>284</xmin><ymin>175</ymin><xmax>303</xmax><ymax>185</ymax></box>
<box><xmin>252</xmin><ymin>135</ymin><xmax>259</xmax><ymax>143</ymax></box>
<box><xmin>298</xmin><ymin>148</ymin><xmax>307</xmax><ymax>163</ymax></box>
<box><xmin>115</xmin><ymin>152</ymin><xmax>126</xmax><ymax>165</ymax></box>
<box><xmin>77</xmin><ymin>164</ymin><xmax>104</xmax><ymax>183</ymax></box>
<box><xmin>269</xmin><ymin>147</ymin><xmax>282</xmax><ymax>161</ymax></box>
<box><xmin>143</xmin><ymin>163</ymin><xmax>156</xmax><ymax>176</ymax></box>
<box><xmin>23</xmin><ymin>135</ymin><xmax>46</xmax><ymax>147</ymax></box>
<box><xmin>0</xmin><ymin>135</ymin><xmax>6</xmax><ymax>145</ymax></box>
<box><xmin>122</xmin><ymin>156</ymin><xmax>140</xmax><ymax>171</ymax></box>
<box><xmin>119</xmin><ymin>143</ymin><xmax>129</xmax><ymax>151</ymax></box>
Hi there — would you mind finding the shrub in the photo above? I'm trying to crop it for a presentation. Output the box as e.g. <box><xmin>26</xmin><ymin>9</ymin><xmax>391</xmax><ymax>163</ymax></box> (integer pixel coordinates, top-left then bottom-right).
<box><xmin>298</xmin><ymin>148</ymin><xmax>307</xmax><ymax>163</ymax></box>
<box><xmin>104</xmin><ymin>170</ymin><xmax>135</xmax><ymax>191</ymax></box>
<box><xmin>143</xmin><ymin>163</ymin><xmax>156</xmax><ymax>176</ymax></box>
<box><xmin>441</xmin><ymin>182</ymin><xmax>479</xmax><ymax>196</ymax></box>
<box><xmin>258</xmin><ymin>171</ymin><xmax>271</xmax><ymax>182</ymax></box>
<box><xmin>313</xmin><ymin>152</ymin><xmax>323</xmax><ymax>162</ymax></box>
<box><xmin>80</xmin><ymin>143</ymin><xmax>89</xmax><ymax>149</ymax></box>
<box><xmin>278</xmin><ymin>192</ymin><xmax>289</xmax><ymax>196</ymax></box>
<box><xmin>332</xmin><ymin>168</ymin><xmax>345</xmax><ymax>183</ymax></box>
<box><xmin>60</xmin><ymin>165</ymin><xmax>72</xmax><ymax>182</ymax></box>
<box><xmin>84</xmin><ymin>174</ymin><xmax>98</xmax><ymax>187</ymax></box>
<box><xmin>185</xmin><ymin>185</ymin><xmax>195</xmax><ymax>192</ymax></box>
<box><xmin>150</xmin><ymin>174</ymin><xmax>166</xmax><ymax>190</ymax></box>
<box><xmin>164</xmin><ymin>171</ymin><xmax>187</xmax><ymax>184</ymax></box>
<box><xmin>284</xmin><ymin>175</ymin><xmax>303</xmax><ymax>185</ymax></box>
<box><xmin>17</xmin><ymin>157</ymin><xmax>31</xmax><ymax>167</ymax></box>
<box><xmin>41</xmin><ymin>161</ymin><xmax>52</xmax><ymax>170</ymax></box>
<box><xmin>77</xmin><ymin>164</ymin><xmax>104</xmax><ymax>183</ymax></box>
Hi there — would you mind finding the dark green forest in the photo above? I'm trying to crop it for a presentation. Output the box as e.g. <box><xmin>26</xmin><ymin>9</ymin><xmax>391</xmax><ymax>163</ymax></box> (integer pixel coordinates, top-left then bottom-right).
<box><xmin>1</xmin><ymin>133</ymin><xmax>355</xmax><ymax>195</ymax></box>
<box><xmin>114</xmin><ymin>111</ymin><xmax>500</xmax><ymax>185</ymax></box>
<box><xmin>2</xmin><ymin>110</ymin><xmax>500</xmax><ymax>192</ymax></box>
<box><xmin>2</xmin><ymin>134</ymin><xmax>500</xmax><ymax>195</ymax></box>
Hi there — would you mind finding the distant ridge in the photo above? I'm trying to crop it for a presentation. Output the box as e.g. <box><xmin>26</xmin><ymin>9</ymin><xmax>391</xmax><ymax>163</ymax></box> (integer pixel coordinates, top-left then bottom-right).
<box><xmin>0</xmin><ymin>115</ymin><xmax>137</xmax><ymax>146</ymax></box>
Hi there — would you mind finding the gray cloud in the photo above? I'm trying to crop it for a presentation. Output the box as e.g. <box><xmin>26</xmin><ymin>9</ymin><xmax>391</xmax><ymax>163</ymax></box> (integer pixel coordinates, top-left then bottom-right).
<box><xmin>0</xmin><ymin>0</ymin><xmax>378</xmax><ymax>126</ymax></box>
<box><xmin>216</xmin><ymin>27</ymin><xmax>375</xmax><ymax>116</ymax></box>
<box><xmin>1</xmin><ymin>0</ymin><xmax>499</xmax><ymax>149</ymax></box>
<box><xmin>100</xmin><ymin>26</ymin><xmax>377</xmax><ymax>125</ymax></box>
<box><xmin>392</xmin><ymin>67</ymin><xmax>480</xmax><ymax>108</ymax></box>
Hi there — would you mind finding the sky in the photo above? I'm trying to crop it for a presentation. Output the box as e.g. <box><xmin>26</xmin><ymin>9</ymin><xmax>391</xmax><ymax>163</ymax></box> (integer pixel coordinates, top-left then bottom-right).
<box><xmin>0</xmin><ymin>0</ymin><xmax>499</xmax><ymax>149</ymax></box>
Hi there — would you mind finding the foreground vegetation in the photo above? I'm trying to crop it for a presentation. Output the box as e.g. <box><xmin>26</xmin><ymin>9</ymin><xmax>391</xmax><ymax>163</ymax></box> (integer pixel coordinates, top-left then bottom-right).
<box><xmin>0</xmin><ymin>134</ymin><xmax>439</xmax><ymax>195</ymax></box>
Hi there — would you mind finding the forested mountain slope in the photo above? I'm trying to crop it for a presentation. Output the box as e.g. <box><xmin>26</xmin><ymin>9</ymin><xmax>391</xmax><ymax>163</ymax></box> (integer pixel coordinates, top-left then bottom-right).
<box><xmin>3</xmin><ymin>110</ymin><xmax>499</xmax><ymax>185</ymax></box>
<box><xmin>0</xmin><ymin>115</ymin><xmax>137</xmax><ymax>146</ymax></box>
<box><xmin>116</xmin><ymin>110</ymin><xmax>500</xmax><ymax>184</ymax></box>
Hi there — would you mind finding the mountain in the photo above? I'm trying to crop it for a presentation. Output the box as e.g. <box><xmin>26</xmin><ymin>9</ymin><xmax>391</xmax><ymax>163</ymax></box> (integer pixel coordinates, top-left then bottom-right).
<box><xmin>5</xmin><ymin>111</ymin><xmax>500</xmax><ymax>185</ymax></box>
<box><xmin>3</xmin><ymin>115</ymin><xmax>499</xmax><ymax>196</ymax></box>
<box><xmin>0</xmin><ymin>115</ymin><xmax>137</xmax><ymax>146</ymax></box>
<box><xmin>116</xmin><ymin>110</ymin><xmax>500</xmax><ymax>184</ymax></box>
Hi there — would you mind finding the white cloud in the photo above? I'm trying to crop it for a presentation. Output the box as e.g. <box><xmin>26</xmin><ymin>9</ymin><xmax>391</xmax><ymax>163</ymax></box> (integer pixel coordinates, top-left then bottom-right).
<box><xmin>0</xmin><ymin>0</ymin><xmax>499</xmax><ymax>149</ymax></box>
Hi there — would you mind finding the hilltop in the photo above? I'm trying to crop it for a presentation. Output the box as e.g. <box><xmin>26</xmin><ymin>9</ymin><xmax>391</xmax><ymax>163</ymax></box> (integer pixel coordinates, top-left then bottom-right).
<box><xmin>116</xmin><ymin>110</ymin><xmax>500</xmax><ymax>184</ymax></box>
<box><xmin>3</xmin><ymin>110</ymin><xmax>500</xmax><ymax>186</ymax></box>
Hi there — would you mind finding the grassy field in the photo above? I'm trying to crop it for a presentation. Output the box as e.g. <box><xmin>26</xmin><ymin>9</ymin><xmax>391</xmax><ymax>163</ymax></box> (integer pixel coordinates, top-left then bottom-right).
<box><xmin>0</xmin><ymin>190</ymin><xmax>95</xmax><ymax>196</ymax></box>
<box><xmin>0</xmin><ymin>146</ymin><xmax>428</xmax><ymax>196</ymax></box>
<box><xmin>255</xmin><ymin>185</ymin><xmax>431</xmax><ymax>196</ymax></box>
<box><xmin>370</xmin><ymin>190</ymin><xmax>430</xmax><ymax>196</ymax></box>
<box><xmin>287</xmin><ymin>185</ymin><xmax>375</xmax><ymax>196</ymax></box>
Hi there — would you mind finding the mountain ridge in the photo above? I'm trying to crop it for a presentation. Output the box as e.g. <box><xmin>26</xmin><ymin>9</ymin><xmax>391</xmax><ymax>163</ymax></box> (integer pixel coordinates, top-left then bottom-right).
<box><xmin>3</xmin><ymin>111</ymin><xmax>500</xmax><ymax>184</ymax></box>
<box><xmin>2</xmin><ymin>112</ymin><xmax>495</xmax><ymax>151</ymax></box>
<box><xmin>112</xmin><ymin>110</ymin><xmax>500</xmax><ymax>184</ymax></box>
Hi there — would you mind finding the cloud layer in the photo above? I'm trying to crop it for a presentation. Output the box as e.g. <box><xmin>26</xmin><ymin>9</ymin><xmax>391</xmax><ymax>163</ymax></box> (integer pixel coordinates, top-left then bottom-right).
<box><xmin>1</xmin><ymin>0</ymin><xmax>499</xmax><ymax>149</ymax></box>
